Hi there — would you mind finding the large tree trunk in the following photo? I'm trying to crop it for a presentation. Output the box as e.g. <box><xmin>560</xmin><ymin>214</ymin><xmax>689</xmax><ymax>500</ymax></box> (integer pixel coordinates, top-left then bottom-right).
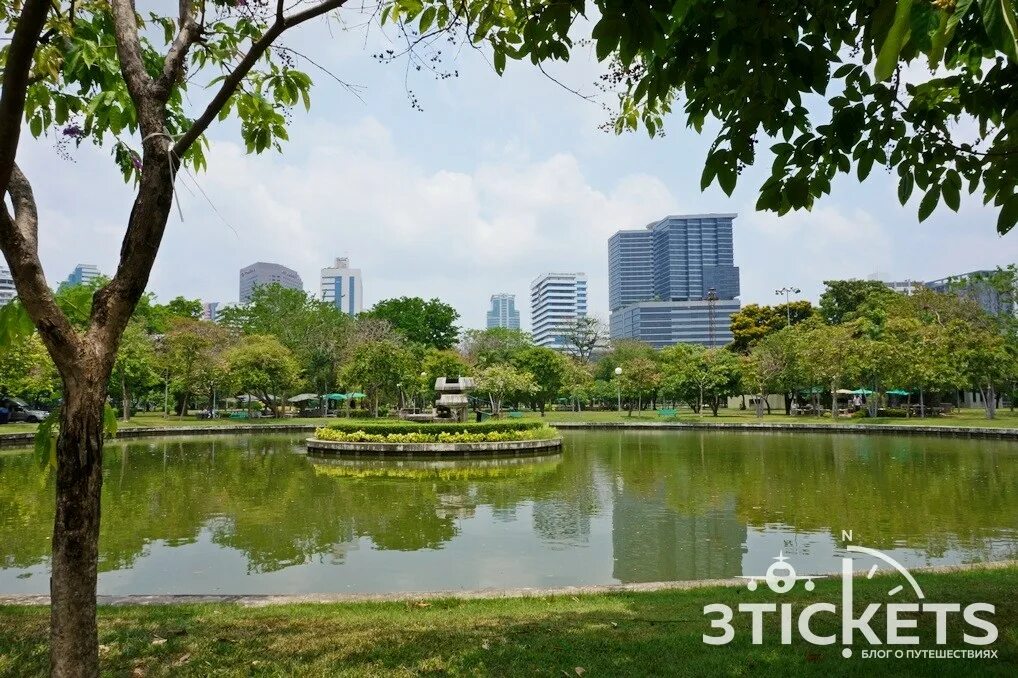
<box><xmin>50</xmin><ymin>379</ymin><xmax>107</xmax><ymax>678</ymax></box>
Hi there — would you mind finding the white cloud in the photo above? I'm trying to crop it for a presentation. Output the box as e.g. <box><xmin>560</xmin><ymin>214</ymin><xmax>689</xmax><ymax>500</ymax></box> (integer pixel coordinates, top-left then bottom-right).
<box><xmin>141</xmin><ymin>117</ymin><xmax>677</xmax><ymax>329</ymax></box>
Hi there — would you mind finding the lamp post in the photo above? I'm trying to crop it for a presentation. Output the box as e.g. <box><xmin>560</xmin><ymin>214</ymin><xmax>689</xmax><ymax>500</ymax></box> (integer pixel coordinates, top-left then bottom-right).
<box><xmin>420</xmin><ymin>371</ymin><xmax>427</xmax><ymax>411</ymax></box>
<box><xmin>775</xmin><ymin>286</ymin><xmax>801</xmax><ymax>326</ymax></box>
<box><xmin>614</xmin><ymin>366</ymin><xmax>623</xmax><ymax>414</ymax></box>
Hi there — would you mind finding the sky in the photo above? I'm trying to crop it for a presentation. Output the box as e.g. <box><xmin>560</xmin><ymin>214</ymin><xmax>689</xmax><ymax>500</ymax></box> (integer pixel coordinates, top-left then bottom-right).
<box><xmin>9</xmin><ymin>7</ymin><xmax>1018</xmax><ymax>331</ymax></box>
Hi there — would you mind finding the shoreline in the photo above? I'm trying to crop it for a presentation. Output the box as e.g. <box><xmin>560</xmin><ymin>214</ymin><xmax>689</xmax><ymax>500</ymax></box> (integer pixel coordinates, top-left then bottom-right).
<box><xmin>1</xmin><ymin>560</ymin><xmax>1014</xmax><ymax>607</ymax></box>
<box><xmin>3</xmin><ymin>418</ymin><xmax>1018</xmax><ymax>448</ymax></box>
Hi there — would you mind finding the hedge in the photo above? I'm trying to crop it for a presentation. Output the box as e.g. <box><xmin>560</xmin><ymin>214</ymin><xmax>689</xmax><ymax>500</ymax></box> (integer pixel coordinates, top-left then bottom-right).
<box><xmin>321</xmin><ymin>420</ymin><xmax>544</xmax><ymax>436</ymax></box>
<box><xmin>314</xmin><ymin>426</ymin><xmax>559</xmax><ymax>444</ymax></box>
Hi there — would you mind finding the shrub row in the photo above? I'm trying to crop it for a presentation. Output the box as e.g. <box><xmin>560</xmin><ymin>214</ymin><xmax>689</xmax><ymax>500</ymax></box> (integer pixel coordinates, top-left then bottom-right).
<box><xmin>321</xmin><ymin>420</ymin><xmax>544</xmax><ymax>435</ymax></box>
<box><xmin>314</xmin><ymin>425</ymin><xmax>558</xmax><ymax>444</ymax></box>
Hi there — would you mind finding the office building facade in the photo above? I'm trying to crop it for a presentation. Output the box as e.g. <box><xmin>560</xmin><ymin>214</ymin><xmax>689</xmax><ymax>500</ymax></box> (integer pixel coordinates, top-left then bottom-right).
<box><xmin>608</xmin><ymin>214</ymin><xmax>741</xmax><ymax>348</ymax></box>
<box><xmin>530</xmin><ymin>273</ymin><xmax>587</xmax><ymax>349</ymax></box>
<box><xmin>925</xmin><ymin>270</ymin><xmax>1016</xmax><ymax>316</ymax></box>
<box><xmin>239</xmin><ymin>262</ymin><xmax>303</xmax><ymax>304</ymax></box>
<box><xmin>320</xmin><ymin>257</ymin><xmax>363</xmax><ymax>316</ymax></box>
<box><xmin>64</xmin><ymin>263</ymin><xmax>100</xmax><ymax>288</ymax></box>
<box><xmin>486</xmin><ymin>293</ymin><xmax>521</xmax><ymax>329</ymax></box>
<box><xmin>0</xmin><ymin>263</ymin><xmax>15</xmax><ymax>306</ymax></box>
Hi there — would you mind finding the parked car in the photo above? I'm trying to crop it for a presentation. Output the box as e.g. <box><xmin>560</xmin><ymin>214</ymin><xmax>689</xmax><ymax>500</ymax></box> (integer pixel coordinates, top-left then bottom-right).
<box><xmin>0</xmin><ymin>398</ymin><xmax>49</xmax><ymax>423</ymax></box>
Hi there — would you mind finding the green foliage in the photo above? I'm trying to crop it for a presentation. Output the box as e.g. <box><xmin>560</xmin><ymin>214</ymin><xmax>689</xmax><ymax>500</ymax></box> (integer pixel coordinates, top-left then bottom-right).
<box><xmin>818</xmin><ymin>279</ymin><xmax>898</xmax><ymax>324</ymax></box>
<box><xmin>474</xmin><ymin>363</ymin><xmax>538</xmax><ymax>415</ymax></box>
<box><xmin>512</xmin><ymin>346</ymin><xmax>571</xmax><ymax>414</ymax></box>
<box><xmin>321</xmin><ymin>419</ymin><xmax>544</xmax><ymax>435</ymax></box>
<box><xmin>313</xmin><ymin>424</ymin><xmax>557</xmax><ymax>444</ymax></box>
<box><xmin>660</xmin><ymin>344</ymin><xmax>742</xmax><ymax>416</ymax></box>
<box><xmin>33</xmin><ymin>403</ymin><xmax>118</xmax><ymax>465</ymax></box>
<box><xmin>462</xmin><ymin>327</ymin><xmax>533</xmax><ymax>367</ymax></box>
<box><xmin>224</xmin><ymin>335</ymin><xmax>302</xmax><ymax>415</ymax></box>
<box><xmin>0</xmin><ymin>331</ymin><xmax>60</xmax><ymax>403</ymax></box>
<box><xmin>364</xmin><ymin>297</ymin><xmax>461</xmax><ymax>350</ymax></box>
<box><xmin>340</xmin><ymin>338</ymin><xmax>415</xmax><ymax>416</ymax></box>
<box><xmin>729</xmin><ymin>301</ymin><xmax>814</xmax><ymax>353</ymax></box>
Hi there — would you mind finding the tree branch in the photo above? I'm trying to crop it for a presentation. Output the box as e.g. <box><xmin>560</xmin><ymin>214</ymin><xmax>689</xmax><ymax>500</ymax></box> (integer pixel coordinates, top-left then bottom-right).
<box><xmin>0</xmin><ymin>165</ymin><xmax>82</xmax><ymax>369</ymax></box>
<box><xmin>173</xmin><ymin>0</ymin><xmax>349</xmax><ymax>157</ymax></box>
<box><xmin>109</xmin><ymin>0</ymin><xmax>154</xmax><ymax>110</ymax></box>
<box><xmin>0</xmin><ymin>0</ymin><xmax>51</xmax><ymax>197</ymax></box>
<box><xmin>154</xmin><ymin>17</ymin><xmax>203</xmax><ymax>101</ymax></box>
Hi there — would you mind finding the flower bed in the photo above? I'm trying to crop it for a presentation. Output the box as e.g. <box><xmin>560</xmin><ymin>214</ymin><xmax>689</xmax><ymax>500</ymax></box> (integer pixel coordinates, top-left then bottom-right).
<box><xmin>314</xmin><ymin>425</ymin><xmax>558</xmax><ymax>444</ymax></box>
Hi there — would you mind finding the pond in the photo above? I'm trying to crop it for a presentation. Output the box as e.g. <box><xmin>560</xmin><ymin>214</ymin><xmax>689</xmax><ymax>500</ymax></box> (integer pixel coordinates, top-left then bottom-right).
<box><xmin>1</xmin><ymin>430</ymin><xmax>1016</xmax><ymax>595</ymax></box>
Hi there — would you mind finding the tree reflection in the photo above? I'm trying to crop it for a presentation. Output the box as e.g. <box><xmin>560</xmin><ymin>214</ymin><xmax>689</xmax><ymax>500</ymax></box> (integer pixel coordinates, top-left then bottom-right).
<box><xmin>0</xmin><ymin>431</ymin><xmax>1015</xmax><ymax>582</ymax></box>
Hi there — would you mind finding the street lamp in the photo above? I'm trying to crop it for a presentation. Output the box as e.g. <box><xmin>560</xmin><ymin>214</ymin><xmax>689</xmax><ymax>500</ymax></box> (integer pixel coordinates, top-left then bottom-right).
<box><xmin>614</xmin><ymin>366</ymin><xmax>623</xmax><ymax>414</ymax></box>
<box><xmin>775</xmin><ymin>286</ymin><xmax>801</xmax><ymax>326</ymax></box>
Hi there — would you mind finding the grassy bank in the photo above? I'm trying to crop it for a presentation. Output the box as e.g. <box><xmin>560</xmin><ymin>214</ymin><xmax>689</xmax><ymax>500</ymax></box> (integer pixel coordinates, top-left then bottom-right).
<box><xmin>3</xmin><ymin>408</ymin><xmax>1017</xmax><ymax>437</ymax></box>
<box><xmin>530</xmin><ymin>407</ymin><xmax>1018</xmax><ymax>429</ymax></box>
<box><xmin>2</xmin><ymin>567</ymin><xmax>1016</xmax><ymax>676</ymax></box>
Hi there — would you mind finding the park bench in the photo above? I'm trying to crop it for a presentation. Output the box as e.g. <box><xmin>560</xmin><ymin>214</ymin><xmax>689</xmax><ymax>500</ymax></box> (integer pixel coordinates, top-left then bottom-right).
<box><xmin>657</xmin><ymin>408</ymin><xmax>678</xmax><ymax>418</ymax></box>
<box><xmin>507</xmin><ymin>411</ymin><xmax>524</xmax><ymax>418</ymax></box>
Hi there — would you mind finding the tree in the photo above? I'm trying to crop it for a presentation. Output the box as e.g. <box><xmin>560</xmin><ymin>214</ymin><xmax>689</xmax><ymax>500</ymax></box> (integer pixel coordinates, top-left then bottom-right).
<box><xmin>798</xmin><ymin>321</ymin><xmax>862</xmax><ymax>419</ymax></box>
<box><xmin>0</xmin><ymin>330</ymin><xmax>59</xmax><ymax>404</ymax></box>
<box><xmin>340</xmin><ymin>339</ymin><xmax>413</xmax><ymax>417</ymax></box>
<box><xmin>559</xmin><ymin>316</ymin><xmax>607</xmax><ymax>361</ymax></box>
<box><xmin>225</xmin><ymin>335</ymin><xmax>302</xmax><ymax>417</ymax></box>
<box><xmin>744</xmin><ymin>341</ymin><xmax>787</xmax><ymax>417</ymax></box>
<box><xmin>474</xmin><ymin>364</ymin><xmax>537</xmax><ymax>417</ymax></box>
<box><xmin>819</xmin><ymin>280</ymin><xmax>897</xmax><ymax>325</ymax></box>
<box><xmin>461</xmin><ymin>327</ymin><xmax>533</xmax><ymax>367</ymax></box>
<box><xmin>109</xmin><ymin>322</ymin><xmax>157</xmax><ymax>422</ymax></box>
<box><xmin>364</xmin><ymin>297</ymin><xmax>460</xmax><ymax>350</ymax></box>
<box><xmin>617</xmin><ymin>356</ymin><xmax>661</xmax><ymax>416</ymax></box>
<box><xmin>512</xmin><ymin>346</ymin><xmax>569</xmax><ymax>415</ymax></box>
<box><xmin>220</xmin><ymin>284</ymin><xmax>350</xmax><ymax>401</ymax></box>
<box><xmin>660</xmin><ymin>345</ymin><xmax>741</xmax><ymax>416</ymax></box>
<box><xmin>729</xmin><ymin>301</ymin><xmax>813</xmax><ymax>353</ymax></box>
<box><xmin>594</xmin><ymin>339</ymin><xmax>656</xmax><ymax>381</ymax></box>
<box><xmin>161</xmin><ymin>319</ymin><xmax>235</xmax><ymax>418</ymax></box>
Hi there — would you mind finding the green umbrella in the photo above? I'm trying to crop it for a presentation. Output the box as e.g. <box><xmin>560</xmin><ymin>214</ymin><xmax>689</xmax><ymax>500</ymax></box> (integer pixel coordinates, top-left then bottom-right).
<box><xmin>325</xmin><ymin>393</ymin><xmax>348</xmax><ymax>401</ymax></box>
<box><xmin>850</xmin><ymin>389</ymin><xmax>874</xmax><ymax>395</ymax></box>
<box><xmin>886</xmin><ymin>389</ymin><xmax>911</xmax><ymax>396</ymax></box>
<box><xmin>347</xmin><ymin>392</ymin><xmax>367</xmax><ymax>399</ymax></box>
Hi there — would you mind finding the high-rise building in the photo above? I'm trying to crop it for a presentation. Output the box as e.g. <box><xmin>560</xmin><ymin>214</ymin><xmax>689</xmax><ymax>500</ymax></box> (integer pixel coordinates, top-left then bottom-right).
<box><xmin>608</xmin><ymin>214</ymin><xmax>741</xmax><ymax>348</ymax></box>
<box><xmin>320</xmin><ymin>257</ymin><xmax>363</xmax><ymax>316</ymax></box>
<box><xmin>530</xmin><ymin>273</ymin><xmax>587</xmax><ymax>349</ymax></box>
<box><xmin>0</xmin><ymin>263</ymin><xmax>15</xmax><ymax>307</ymax></box>
<box><xmin>64</xmin><ymin>263</ymin><xmax>100</xmax><ymax>288</ymax></box>
<box><xmin>486</xmin><ymin>293</ymin><xmax>521</xmax><ymax>329</ymax></box>
<box><xmin>925</xmin><ymin>270</ymin><xmax>1016</xmax><ymax>316</ymax></box>
<box><xmin>239</xmin><ymin>262</ymin><xmax>303</xmax><ymax>304</ymax></box>
<box><xmin>201</xmin><ymin>301</ymin><xmax>236</xmax><ymax>323</ymax></box>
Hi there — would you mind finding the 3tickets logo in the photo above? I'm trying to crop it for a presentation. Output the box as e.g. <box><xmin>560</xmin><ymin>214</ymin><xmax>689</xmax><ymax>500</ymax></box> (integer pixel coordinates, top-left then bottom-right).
<box><xmin>702</xmin><ymin>534</ymin><xmax>999</xmax><ymax>660</ymax></box>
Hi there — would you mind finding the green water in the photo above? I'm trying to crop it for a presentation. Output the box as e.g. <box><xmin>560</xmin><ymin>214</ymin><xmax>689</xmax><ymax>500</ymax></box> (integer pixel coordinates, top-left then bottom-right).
<box><xmin>0</xmin><ymin>430</ymin><xmax>1015</xmax><ymax>594</ymax></box>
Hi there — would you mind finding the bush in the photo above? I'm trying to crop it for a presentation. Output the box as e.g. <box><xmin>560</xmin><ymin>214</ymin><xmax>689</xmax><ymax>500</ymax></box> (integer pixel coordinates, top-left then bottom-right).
<box><xmin>321</xmin><ymin>420</ymin><xmax>544</xmax><ymax>436</ymax></box>
<box><xmin>314</xmin><ymin>425</ymin><xmax>559</xmax><ymax>444</ymax></box>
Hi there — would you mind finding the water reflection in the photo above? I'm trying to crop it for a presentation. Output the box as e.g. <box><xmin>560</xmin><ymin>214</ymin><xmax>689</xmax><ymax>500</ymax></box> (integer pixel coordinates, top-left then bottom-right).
<box><xmin>0</xmin><ymin>431</ymin><xmax>1015</xmax><ymax>594</ymax></box>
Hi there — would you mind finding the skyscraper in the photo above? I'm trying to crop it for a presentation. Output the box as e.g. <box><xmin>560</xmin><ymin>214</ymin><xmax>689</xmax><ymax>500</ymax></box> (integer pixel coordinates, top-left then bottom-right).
<box><xmin>0</xmin><ymin>262</ymin><xmax>15</xmax><ymax>307</ymax></box>
<box><xmin>239</xmin><ymin>262</ymin><xmax>303</xmax><ymax>303</ymax></box>
<box><xmin>64</xmin><ymin>263</ymin><xmax>100</xmax><ymax>288</ymax></box>
<box><xmin>530</xmin><ymin>273</ymin><xmax>587</xmax><ymax>349</ymax></box>
<box><xmin>608</xmin><ymin>214</ymin><xmax>741</xmax><ymax>348</ymax></box>
<box><xmin>320</xmin><ymin>257</ymin><xmax>363</xmax><ymax>316</ymax></box>
<box><xmin>486</xmin><ymin>293</ymin><xmax>521</xmax><ymax>329</ymax></box>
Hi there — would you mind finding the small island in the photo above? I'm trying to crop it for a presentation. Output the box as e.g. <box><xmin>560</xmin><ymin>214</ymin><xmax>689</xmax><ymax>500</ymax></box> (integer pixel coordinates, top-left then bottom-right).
<box><xmin>306</xmin><ymin>420</ymin><xmax>562</xmax><ymax>456</ymax></box>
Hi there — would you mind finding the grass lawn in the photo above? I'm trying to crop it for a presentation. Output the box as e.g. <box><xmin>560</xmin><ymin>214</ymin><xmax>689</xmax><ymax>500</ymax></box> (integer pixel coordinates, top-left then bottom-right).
<box><xmin>0</xmin><ymin>412</ymin><xmax>345</xmax><ymax>435</ymax></box>
<box><xmin>525</xmin><ymin>407</ymin><xmax>1018</xmax><ymax>428</ymax></box>
<box><xmin>1</xmin><ymin>567</ymin><xmax>1016</xmax><ymax>676</ymax></box>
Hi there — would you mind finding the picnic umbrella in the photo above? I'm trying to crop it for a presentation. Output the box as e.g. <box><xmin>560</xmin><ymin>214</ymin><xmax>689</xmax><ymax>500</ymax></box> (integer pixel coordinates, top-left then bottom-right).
<box><xmin>346</xmin><ymin>392</ymin><xmax>367</xmax><ymax>399</ymax></box>
<box><xmin>288</xmin><ymin>393</ymin><xmax>319</xmax><ymax>403</ymax></box>
<box><xmin>850</xmin><ymin>388</ymin><xmax>874</xmax><ymax>395</ymax></box>
<box><xmin>325</xmin><ymin>393</ymin><xmax>348</xmax><ymax>401</ymax></box>
<box><xmin>886</xmin><ymin>389</ymin><xmax>911</xmax><ymax>396</ymax></box>
<box><xmin>835</xmin><ymin>389</ymin><xmax>855</xmax><ymax>395</ymax></box>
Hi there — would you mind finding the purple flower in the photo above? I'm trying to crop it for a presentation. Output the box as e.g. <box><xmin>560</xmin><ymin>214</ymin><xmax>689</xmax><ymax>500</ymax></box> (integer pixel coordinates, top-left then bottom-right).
<box><xmin>130</xmin><ymin>153</ymin><xmax>142</xmax><ymax>171</ymax></box>
<box><xmin>61</xmin><ymin>124</ymin><xmax>84</xmax><ymax>139</ymax></box>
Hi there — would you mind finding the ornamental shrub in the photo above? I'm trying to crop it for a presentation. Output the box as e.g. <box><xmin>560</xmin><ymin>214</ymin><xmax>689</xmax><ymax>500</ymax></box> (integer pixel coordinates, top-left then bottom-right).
<box><xmin>321</xmin><ymin>420</ymin><xmax>544</xmax><ymax>436</ymax></box>
<box><xmin>314</xmin><ymin>425</ymin><xmax>558</xmax><ymax>444</ymax></box>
